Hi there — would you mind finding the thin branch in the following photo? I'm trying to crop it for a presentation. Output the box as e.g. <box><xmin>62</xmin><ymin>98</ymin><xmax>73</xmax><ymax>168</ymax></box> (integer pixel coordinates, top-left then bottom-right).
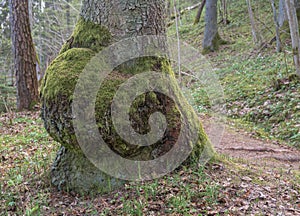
<box><xmin>173</xmin><ymin>0</ymin><xmax>182</xmax><ymax>84</ymax></box>
<box><xmin>194</xmin><ymin>0</ymin><xmax>206</xmax><ymax>25</ymax></box>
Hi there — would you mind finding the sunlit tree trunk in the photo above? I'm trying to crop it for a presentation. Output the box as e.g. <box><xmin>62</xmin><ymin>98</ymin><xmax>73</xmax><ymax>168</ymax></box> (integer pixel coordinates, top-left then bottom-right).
<box><xmin>9</xmin><ymin>0</ymin><xmax>39</xmax><ymax>110</ymax></box>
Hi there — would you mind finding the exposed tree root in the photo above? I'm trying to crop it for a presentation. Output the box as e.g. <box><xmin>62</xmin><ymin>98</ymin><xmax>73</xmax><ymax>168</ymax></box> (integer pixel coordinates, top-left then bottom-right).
<box><xmin>221</xmin><ymin>147</ymin><xmax>291</xmax><ymax>153</ymax></box>
<box><xmin>256</xmin><ymin>155</ymin><xmax>300</xmax><ymax>163</ymax></box>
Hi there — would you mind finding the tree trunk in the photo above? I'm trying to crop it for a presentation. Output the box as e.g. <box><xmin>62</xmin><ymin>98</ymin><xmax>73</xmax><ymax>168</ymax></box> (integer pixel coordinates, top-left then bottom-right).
<box><xmin>203</xmin><ymin>0</ymin><xmax>221</xmax><ymax>53</ymax></box>
<box><xmin>66</xmin><ymin>0</ymin><xmax>71</xmax><ymax>35</ymax></box>
<box><xmin>278</xmin><ymin>0</ymin><xmax>287</xmax><ymax>27</ymax></box>
<box><xmin>270</xmin><ymin>0</ymin><xmax>282</xmax><ymax>52</ymax></box>
<box><xmin>9</xmin><ymin>0</ymin><xmax>39</xmax><ymax>111</ymax></box>
<box><xmin>194</xmin><ymin>0</ymin><xmax>206</xmax><ymax>25</ymax></box>
<box><xmin>41</xmin><ymin>0</ymin><xmax>214</xmax><ymax>194</ymax></box>
<box><xmin>246</xmin><ymin>0</ymin><xmax>260</xmax><ymax>46</ymax></box>
<box><xmin>285</xmin><ymin>0</ymin><xmax>300</xmax><ymax>76</ymax></box>
<box><xmin>222</xmin><ymin>0</ymin><xmax>228</xmax><ymax>25</ymax></box>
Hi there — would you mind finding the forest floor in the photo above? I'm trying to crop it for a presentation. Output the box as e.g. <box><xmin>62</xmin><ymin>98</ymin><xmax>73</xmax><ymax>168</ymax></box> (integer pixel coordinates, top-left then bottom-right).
<box><xmin>1</xmin><ymin>1</ymin><xmax>300</xmax><ymax>215</ymax></box>
<box><xmin>1</xmin><ymin>111</ymin><xmax>299</xmax><ymax>215</ymax></box>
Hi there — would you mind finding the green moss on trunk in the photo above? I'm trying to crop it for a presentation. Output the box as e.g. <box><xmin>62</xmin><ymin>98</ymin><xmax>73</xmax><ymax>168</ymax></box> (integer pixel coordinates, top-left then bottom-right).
<box><xmin>41</xmin><ymin>18</ymin><xmax>214</xmax><ymax>195</ymax></box>
<box><xmin>59</xmin><ymin>18</ymin><xmax>112</xmax><ymax>54</ymax></box>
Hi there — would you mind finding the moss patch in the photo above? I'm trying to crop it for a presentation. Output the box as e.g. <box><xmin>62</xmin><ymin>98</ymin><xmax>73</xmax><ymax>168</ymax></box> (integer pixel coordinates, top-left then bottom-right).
<box><xmin>41</xmin><ymin>16</ymin><xmax>214</xmax><ymax>174</ymax></box>
<box><xmin>59</xmin><ymin>18</ymin><xmax>112</xmax><ymax>54</ymax></box>
<box><xmin>41</xmin><ymin>48</ymin><xmax>95</xmax><ymax>102</ymax></box>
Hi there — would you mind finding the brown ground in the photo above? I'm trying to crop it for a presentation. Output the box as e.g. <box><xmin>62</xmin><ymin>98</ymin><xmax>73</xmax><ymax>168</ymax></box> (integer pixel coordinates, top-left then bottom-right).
<box><xmin>201</xmin><ymin>116</ymin><xmax>300</xmax><ymax>171</ymax></box>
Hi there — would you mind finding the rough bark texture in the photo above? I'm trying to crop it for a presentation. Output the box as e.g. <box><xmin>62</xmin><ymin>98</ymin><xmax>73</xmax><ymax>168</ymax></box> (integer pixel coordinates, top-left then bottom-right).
<box><xmin>9</xmin><ymin>0</ymin><xmax>39</xmax><ymax>111</ymax></box>
<box><xmin>41</xmin><ymin>0</ymin><xmax>213</xmax><ymax>194</ymax></box>
<box><xmin>203</xmin><ymin>0</ymin><xmax>220</xmax><ymax>53</ymax></box>
<box><xmin>51</xmin><ymin>146</ymin><xmax>124</xmax><ymax>195</ymax></box>
<box><xmin>80</xmin><ymin>0</ymin><xmax>166</xmax><ymax>39</ymax></box>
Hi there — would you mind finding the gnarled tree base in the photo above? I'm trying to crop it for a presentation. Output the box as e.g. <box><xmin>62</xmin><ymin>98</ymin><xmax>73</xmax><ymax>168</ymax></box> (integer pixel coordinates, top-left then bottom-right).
<box><xmin>51</xmin><ymin>146</ymin><xmax>125</xmax><ymax>195</ymax></box>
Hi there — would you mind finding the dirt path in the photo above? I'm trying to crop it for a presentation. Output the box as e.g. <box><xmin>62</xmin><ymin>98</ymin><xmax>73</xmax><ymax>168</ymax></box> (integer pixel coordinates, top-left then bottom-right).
<box><xmin>201</xmin><ymin>117</ymin><xmax>300</xmax><ymax>171</ymax></box>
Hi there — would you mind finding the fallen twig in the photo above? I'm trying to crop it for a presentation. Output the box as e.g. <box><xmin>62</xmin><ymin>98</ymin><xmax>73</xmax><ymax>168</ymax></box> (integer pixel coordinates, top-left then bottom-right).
<box><xmin>168</xmin><ymin>2</ymin><xmax>201</xmax><ymax>27</ymax></box>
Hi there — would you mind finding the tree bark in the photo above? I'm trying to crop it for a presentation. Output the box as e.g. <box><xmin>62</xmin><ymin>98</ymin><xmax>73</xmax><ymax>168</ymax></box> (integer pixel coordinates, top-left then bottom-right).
<box><xmin>9</xmin><ymin>0</ymin><xmax>39</xmax><ymax>111</ymax></box>
<box><xmin>194</xmin><ymin>0</ymin><xmax>206</xmax><ymax>25</ymax></box>
<box><xmin>41</xmin><ymin>0</ymin><xmax>214</xmax><ymax>194</ymax></box>
<box><xmin>278</xmin><ymin>0</ymin><xmax>287</xmax><ymax>27</ymax></box>
<box><xmin>203</xmin><ymin>0</ymin><xmax>220</xmax><ymax>52</ymax></box>
<box><xmin>80</xmin><ymin>0</ymin><xmax>166</xmax><ymax>39</ymax></box>
<box><xmin>285</xmin><ymin>0</ymin><xmax>300</xmax><ymax>76</ymax></box>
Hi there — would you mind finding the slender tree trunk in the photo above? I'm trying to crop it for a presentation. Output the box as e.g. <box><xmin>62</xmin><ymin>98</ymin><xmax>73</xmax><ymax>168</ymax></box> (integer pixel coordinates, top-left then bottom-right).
<box><xmin>222</xmin><ymin>0</ymin><xmax>228</xmax><ymax>25</ymax></box>
<box><xmin>66</xmin><ymin>0</ymin><xmax>71</xmax><ymax>35</ymax></box>
<box><xmin>203</xmin><ymin>0</ymin><xmax>220</xmax><ymax>52</ymax></box>
<box><xmin>285</xmin><ymin>0</ymin><xmax>300</xmax><ymax>76</ymax></box>
<box><xmin>270</xmin><ymin>0</ymin><xmax>282</xmax><ymax>52</ymax></box>
<box><xmin>246</xmin><ymin>0</ymin><xmax>260</xmax><ymax>45</ymax></box>
<box><xmin>194</xmin><ymin>0</ymin><xmax>206</xmax><ymax>25</ymax></box>
<box><xmin>278</xmin><ymin>0</ymin><xmax>287</xmax><ymax>27</ymax></box>
<box><xmin>9</xmin><ymin>0</ymin><xmax>39</xmax><ymax>111</ymax></box>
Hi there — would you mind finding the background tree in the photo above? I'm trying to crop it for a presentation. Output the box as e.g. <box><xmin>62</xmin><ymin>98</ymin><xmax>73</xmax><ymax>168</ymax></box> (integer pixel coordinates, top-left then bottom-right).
<box><xmin>270</xmin><ymin>0</ymin><xmax>282</xmax><ymax>52</ymax></box>
<box><xmin>278</xmin><ymin>0</ymin><xmax>287</xmax><ymax>27</ymax></box>
<box><xmin>285</xmin><ymin>0</ymin><xmax>300</xmax><ymax>76</ymax></box>
<box><xmin>40</xmin><ymin>0</ymin><xmax>214</xmax><ymax>194</ymax></box>
<box><xmin>194</xmin><ymin>0</ymin><xmax>206</xmax><ymax>25</ymax></box>
<box><xmin>1</xmin><ymin>0</ymin><xmax>80</xmax><ymax>112</ymax></box>
<box><xmin>246</xmin><ymin>0</ymin><xmax>261</xmax><ymax>46</ymax></box>
<box><xmin>9</xmin><ymin>0</ymin><xmax>39</xmax><ymax>110</ymax></box>
<box><xmin>203</xmin><ymin>0</ymin><xmax>223</xmax><ymax>53</ymax></box>
<box><xmin>220</xmin><ymin>0</ymin><xmax>229</xmax><ymax>25</ymax></box>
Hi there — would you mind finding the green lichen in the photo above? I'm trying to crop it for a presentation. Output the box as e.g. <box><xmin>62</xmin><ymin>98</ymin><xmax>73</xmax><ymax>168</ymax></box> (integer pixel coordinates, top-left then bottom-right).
<box><xmin>59</xmin><ymin>17</ymin><xmax>112</xmax><ymax>54</ymax></box>
<box><xmin>41</xmin><ymin>48</ymin><xmax>96</xmax><ymax>102</ymax></box>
